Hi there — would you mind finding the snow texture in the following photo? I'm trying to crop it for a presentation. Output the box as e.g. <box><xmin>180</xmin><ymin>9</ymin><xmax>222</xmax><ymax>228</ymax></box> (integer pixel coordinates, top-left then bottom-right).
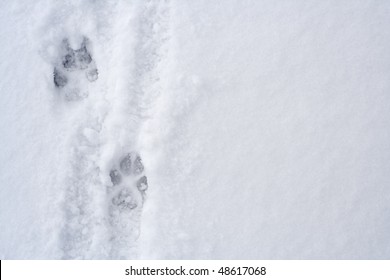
<box><xmin>1</xmin><ymin>0</ymin><xmax>390</xmax><ymax>259</ymax></box>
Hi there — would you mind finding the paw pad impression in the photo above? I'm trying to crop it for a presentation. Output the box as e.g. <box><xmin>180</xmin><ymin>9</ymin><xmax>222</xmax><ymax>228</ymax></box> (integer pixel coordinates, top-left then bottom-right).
<box><xmin>109</xmin><ymin>152</ymin><xmax>149</xmax><ymax>211</ymax></box>
<box><xmin>53</xmin><ymin>37</ymin><xmax>98</xmax><ymax>90</ymax></box>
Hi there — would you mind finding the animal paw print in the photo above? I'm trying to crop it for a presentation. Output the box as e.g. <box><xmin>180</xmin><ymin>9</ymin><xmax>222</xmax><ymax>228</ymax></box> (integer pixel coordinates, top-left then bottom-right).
<box><xmin>109</xmin><ymin>152</ymin><xmax>148</xmax><ymax>212</ymax></box>
<box><xmin>53</xmin><ymin>37</ymin><xmax>98</xmax><ymax>100</ymax></box>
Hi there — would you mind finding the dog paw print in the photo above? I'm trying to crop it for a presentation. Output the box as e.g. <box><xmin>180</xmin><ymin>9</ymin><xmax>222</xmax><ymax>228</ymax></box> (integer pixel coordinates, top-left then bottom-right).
<box><xmin>53</xmin><ymin>37</ymin><xmax>98</xmax><ymax>100</ymax></box>
<box><xmin>109</xmin><ymin>152</ymin><xmax>148</xmax><ymax>212</ymax></box>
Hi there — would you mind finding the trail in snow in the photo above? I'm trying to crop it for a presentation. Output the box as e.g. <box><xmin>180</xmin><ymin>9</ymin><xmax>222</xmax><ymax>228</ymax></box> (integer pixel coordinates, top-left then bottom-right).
<box><xmin>105</xmin><ymin>0</ymin><xmax>171</xmax><ymax>259</ymax></box>
<box><xmin>40</xmin><ymin>0</ymin><xmax>171</xmax><ymax>259</ymax></box>
<box><xmin>50</xmin><ymin>36</ymin><xmax>102</xmax><ymax>259</ymax></box>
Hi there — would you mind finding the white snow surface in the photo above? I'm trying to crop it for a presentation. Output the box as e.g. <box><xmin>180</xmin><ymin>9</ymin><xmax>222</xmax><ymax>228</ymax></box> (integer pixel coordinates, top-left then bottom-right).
<box><xmin>1</xmin><ymin>0</ymin><xmax>390</xmax><ymax>259</ymax></box>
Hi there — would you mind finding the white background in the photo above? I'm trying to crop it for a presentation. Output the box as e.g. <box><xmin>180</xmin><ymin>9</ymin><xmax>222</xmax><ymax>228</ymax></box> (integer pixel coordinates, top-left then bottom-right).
<box><xmin>2</xmin><ymin>261</ymin><xmax>390</xmax><ymax>280</ymax></box>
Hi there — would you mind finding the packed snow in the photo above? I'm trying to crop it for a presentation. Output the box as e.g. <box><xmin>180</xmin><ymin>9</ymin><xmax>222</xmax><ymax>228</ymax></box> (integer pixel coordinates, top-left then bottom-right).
<box><xmin>0</xmin><ymin>0</ymin><xmax>390</xmax><ymax>259</ymax></box>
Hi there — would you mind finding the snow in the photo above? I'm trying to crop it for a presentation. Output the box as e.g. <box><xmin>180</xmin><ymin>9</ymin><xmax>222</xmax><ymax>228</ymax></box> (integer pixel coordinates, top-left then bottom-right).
<box><xmin>1</xmin><ymin>0</ymin><xmax>390</xmax><ymax>259</ymax></box>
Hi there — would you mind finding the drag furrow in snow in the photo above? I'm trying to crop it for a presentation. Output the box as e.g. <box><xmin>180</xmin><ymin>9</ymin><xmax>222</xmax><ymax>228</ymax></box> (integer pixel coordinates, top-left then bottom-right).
<box><xmin>62</xmin><ymin>121</ymin><xmax>103</xmax><ymax>259</ymax></box>
<box><xmin>56</xmin><ymin>38</ymin><xmax>105</xmax><ymax>259</ymax></box>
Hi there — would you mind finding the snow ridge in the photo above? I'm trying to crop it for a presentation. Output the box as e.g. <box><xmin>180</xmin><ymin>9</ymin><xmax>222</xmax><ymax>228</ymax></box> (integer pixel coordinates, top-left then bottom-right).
<box><xmin>107</xmin><ymin>0</ymin><xmax>171</xmax><ymax>259</ymax></box>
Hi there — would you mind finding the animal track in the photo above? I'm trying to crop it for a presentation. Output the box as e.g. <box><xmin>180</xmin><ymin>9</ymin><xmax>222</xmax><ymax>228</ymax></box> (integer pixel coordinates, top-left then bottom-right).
<box><xmin>109</xmin><ymin>152</ymin><xmax>148</xmax><ymax>213</ymax></box>
<box><xmin>107</xmin><ymin>152</ymin><xmax>148</xmax><ymax>254</ymax></box>
<box><xmin>53</xmin><ymin>37</ymin><xmax>98</xmax><ymax>101</ymax></box>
